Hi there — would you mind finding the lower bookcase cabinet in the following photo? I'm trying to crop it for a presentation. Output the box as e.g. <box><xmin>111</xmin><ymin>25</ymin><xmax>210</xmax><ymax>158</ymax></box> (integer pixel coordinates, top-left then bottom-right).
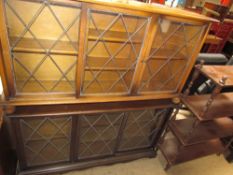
<box><xmin>9</xmin><ymin>107</ymin><xmax>172</xmax><ymax>174</ymax></box>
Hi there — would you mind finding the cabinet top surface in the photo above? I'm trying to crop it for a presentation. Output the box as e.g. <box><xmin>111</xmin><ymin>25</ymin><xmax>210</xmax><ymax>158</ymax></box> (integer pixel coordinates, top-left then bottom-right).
<box><xmin>79</xmin><ymin>0</ymin><xmax>217</xmax><ymax>22</ymax></box>
<box><xmin>200</xmin><ymin>65</ymin><xmax>233</xmax><ymax>87</ymax></box>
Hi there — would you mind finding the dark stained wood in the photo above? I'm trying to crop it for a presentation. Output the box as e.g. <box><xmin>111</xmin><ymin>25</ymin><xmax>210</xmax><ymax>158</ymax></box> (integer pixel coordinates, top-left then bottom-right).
<box><xmin>201</xmin><ymin>82</ymin><xmax>223</xmax><ymax>118</ymax></box>
<box><xmin>9</xmin><ymin>99</ymin><xmax>174</xmax><ymax>117</ymax></box>
<box><xmin>18</xmin><ymin>148</ymin><xmax>155</xmax><ymax>175</ymax></box>
<box><xmin>0</xmin><ymin>106</ymin><xmax>3</xmax><ymax>129</ymax></box>
<box><xmin>70</xmin><ymin>116</ymin><xmax>78</xmax><ymax>162</ymax></box>
<box><xmin>159</xmin><ymin>138</ymin><xmax>224</xmax><ymax>166</ymax></box>
<box><xmin>11</xmin><ymin>118</ymin><xmax>27</xmax><ymax>170</ymax></box>
<box><xmin>7</xmin><ymin>93</ymin><xmax>178</xmax><ymax>107</ymax></box>
<box><xmin>199</xmin><ymin>65</ymin><xmax>233</xmax><ymax>87</ymax></box>
<box><xmin>184</xmin><ymin>60</ymin><xmax>204</xmax><ymax>96</ymax></box>
<box><xmin>152</xmin><ymin>108</ymin><xmax>173</xmax><ymax>147</ymax></box>
<box><xmin>113</xmin><ymin>112</ymin><xmax>128</xmax><ymax>153</ymax></box>
<box><xmin>0</xmin><ymin>0</ymin><xmax>214</xmax><ymax>174</ymax></box>
<box><xmin>169</xmin><ymin>118</ymin><xmax>233</xmax><ymax>146</ymax></box>
<box><xmin>182</xmin><ymin>93</ymin><xmax>233</xmax><ymax>121</ymax></box>
<box><xmin>0</xmin><ymin>119</ymin><xmax>17</xmax><ymax>175</ymax></box>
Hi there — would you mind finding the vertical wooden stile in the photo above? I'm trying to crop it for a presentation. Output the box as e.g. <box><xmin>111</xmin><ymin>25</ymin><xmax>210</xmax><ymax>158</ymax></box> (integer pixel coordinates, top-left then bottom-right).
<box><xmin>130</xmin><ymin>15</ymin><xmax>158</xmax><ymax>95</ymax></box>
<box><xmin>0</xmin><ymin>0</ymin><xmax>16</xmax><ymax>98</ymax></box>
<box><xmin>76</xmin><ymin>2</ymin><xmax>88</xmax><ymax>97</ymax></box>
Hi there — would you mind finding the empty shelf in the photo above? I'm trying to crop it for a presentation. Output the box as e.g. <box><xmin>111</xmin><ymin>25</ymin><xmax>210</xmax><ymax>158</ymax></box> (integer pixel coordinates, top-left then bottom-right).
<box><xmin>169</xmin><ymin>117</ymin><xmax>233</xmax><ymax>146</ymax></box>
<box><xmin>159</xmin><ymin>138</ymin><xmax>224</xmax><ymax>166</ymax></box>
<box><xmin>88</xmin><ymin>28</ymin><xmax>142</xmax><ymax>44</ymax></box>
<box><xmin>182</xmin><ymin>93</ymin><xmax>233</xmax><ymax>121</ymax></box>
<box><xmin>10</xmin><ymin>37</ymin><xmax>78</xmax><ymax>55</ymax></box>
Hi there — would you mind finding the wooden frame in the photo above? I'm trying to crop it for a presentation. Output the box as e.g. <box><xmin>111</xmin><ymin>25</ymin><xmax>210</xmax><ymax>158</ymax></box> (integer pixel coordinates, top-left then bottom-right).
<box><xmin>0</xmin><ymin>0</ymin><xmax>214</xmax><ymax>102</ymax></box>
<box><xmin>0</xmin><ymin>0</ymin><xmax>16</xmax><ymax>98</ymax></box>
<box><xmin>0</xmin><ymin>0</ymin><xmax>216</xmax><ymax>174</ymax></box>
<box><xmin>10</xmin><ymin>106</ymin><xmax>172</xmax><ymax>173</ymax></box>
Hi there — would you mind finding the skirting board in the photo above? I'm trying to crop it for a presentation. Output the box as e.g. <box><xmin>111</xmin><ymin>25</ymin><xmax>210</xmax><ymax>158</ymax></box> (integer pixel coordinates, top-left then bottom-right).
<box><xmin>18</xmin><ymin>149</ymin><xmax>156</xmax><ymax>175</ymax></box>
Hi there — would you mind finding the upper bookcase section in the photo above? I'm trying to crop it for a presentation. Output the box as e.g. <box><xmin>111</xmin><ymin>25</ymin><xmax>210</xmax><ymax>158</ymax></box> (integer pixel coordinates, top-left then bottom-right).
<box><xmin>0</xmin><ymin>0</ymin><xmax>215</xmax><ymax>103</ymax></box>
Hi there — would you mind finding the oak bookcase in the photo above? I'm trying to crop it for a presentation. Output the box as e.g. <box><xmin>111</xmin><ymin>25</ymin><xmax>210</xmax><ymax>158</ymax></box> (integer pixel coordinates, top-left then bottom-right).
<box><xmin>0</xmin><ymin>0</ymin><xmax>215</xmax><ymax>174</ymax></box>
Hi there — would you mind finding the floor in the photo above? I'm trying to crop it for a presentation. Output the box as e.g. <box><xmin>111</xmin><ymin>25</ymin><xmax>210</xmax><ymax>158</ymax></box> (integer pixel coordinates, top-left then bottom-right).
<box><xmin>63</xmin><ymin>154</ymin><xmax>233</xmax><ymax>175</ymax></box>
<box><xmin>63</xmin><ymin>111</ymin><xmax>233</xmax><ymax>175</ymax></box>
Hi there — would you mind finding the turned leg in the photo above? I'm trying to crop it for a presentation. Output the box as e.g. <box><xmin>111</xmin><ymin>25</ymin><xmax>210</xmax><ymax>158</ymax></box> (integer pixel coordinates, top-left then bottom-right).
<box><xmin>183</xmin><ymin>60</ymin><xmax>204</xmax><ymax>97</ymax></box>
<box><xmin>171</xmin><ymin>107</ymin><xmax>179</xmax><ymax>121</ymax></box>
<box><xmin>201</xmin><ymin>76</ymin><xmax>228</xmax><ymax>118</ymax></box>
<box><xmin>221</xmin><ymin>137</ymin><xmax>233</xmax><ymax>155</ymax></box>
<box><xmin>164</xmin><ymin>163</ymin><xmax>171</xmax><ymax>171</ymax></box>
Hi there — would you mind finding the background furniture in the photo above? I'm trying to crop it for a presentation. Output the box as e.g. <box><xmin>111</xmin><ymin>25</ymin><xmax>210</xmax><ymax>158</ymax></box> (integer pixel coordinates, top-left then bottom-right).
<box><xmin>207</xmin><ymin>19</ymin><xmax>233</xmax><ymax>53</ymax></box>
<box><xmin>159</xmin><ymin>64</ymin><xmax>233</xmax><ymax>169</ymax></box>
<box><xmin>0</xmin><ymin>0</ymin><xmax>214</xmax><ymax>174</ymax></box>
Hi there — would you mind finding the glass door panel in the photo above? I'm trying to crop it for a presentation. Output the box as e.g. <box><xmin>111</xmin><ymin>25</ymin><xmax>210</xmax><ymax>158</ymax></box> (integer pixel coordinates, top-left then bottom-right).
<box><xmin>118</xmin><ymin>108</ymin><xmax>169</xmax><ymax>151</ymax></box>
<box><xmin>19</xmin><ymin>116</ymin><xmax>72</xmax><ymax>167</ymax></box>
<box><xmin>81</xmin><ymin>9</ymin><xmax>149</xmax><ymax>95</ymax></box>
<box><xmin>138</xmin><ymin>18</ymin><xmax>205</xmax><ymax>93</ymax></box>
<box><xmin>78</xmin><ymin>112</ymin><xmax>124</xmax><ymax>159</ymax></box>
<box><xmin>4</xmin><ymin>0</ymin><xmax>81</xmax><ymax>94</ymax></box>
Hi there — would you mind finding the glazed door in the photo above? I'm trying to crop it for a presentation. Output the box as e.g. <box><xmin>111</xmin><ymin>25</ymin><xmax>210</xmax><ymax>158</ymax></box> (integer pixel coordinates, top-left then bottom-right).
<box><xmin>77</xmin><ymin>112</ymin><xmax>124</xmax><ymax>159</ymax></box>
<box><xmin>1</xmin><ymin>0</ymin><xmax>208</xmax><ymax>98</ymax></box>
<box><xmin>117</xmin><ymin>108</ymin><xmax>170</xmax><ymax>151</ymax></box>
<box><xmin>76</xmin><ymin>108</ymin><xmax>171</xmax><ymax>160</ymax></box>
<box><xmin>12</xmin><ymin>115</ymin><xmax>72</xmax><ymax>169</ymax></box>
<box><xmin>12</xmin><ymin>107</ymin><xmax>171</xmax><ymax>169</ymax></box>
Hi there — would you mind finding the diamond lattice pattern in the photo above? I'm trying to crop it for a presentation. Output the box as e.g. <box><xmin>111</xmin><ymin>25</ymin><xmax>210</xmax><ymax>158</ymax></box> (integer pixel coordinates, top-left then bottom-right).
<box><xmin>82</xmin><ymin>10</ymin><xmax>149</xmax><ymax>95</ymax></box>
<box><xmin>139</xmin><ymin>19</ymin><xmax>205</xmax><ymax>93</ymax></box>
<box><xmin>20</xmin><ymin>117</ymin><xmax>72</xmax><ymax>167</ymax></box>
<box><xmin>119</xmin><ymin>109</ymin><xmax>168</xmax><ymax>151</ymax></box>
<box><xmin>78</xmin><ymin>112</ymin><xmax>124</xmax><ymax>159</ymax></box>
<box><xmin>5</xmin><ymin>0</ymin><xmax>81</xmax><ymax>93</ymax></box>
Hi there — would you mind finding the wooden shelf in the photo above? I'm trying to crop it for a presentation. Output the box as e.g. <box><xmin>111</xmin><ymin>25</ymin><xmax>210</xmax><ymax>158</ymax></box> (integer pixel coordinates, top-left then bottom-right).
<box><xmin>169</xmin><ymin>118</ymin><xmax>233</xmax><ymax>146</ymax></box>
<box><xmin>88</xmin><ymin>28</ymin><xmax>142</xmax><ymax>44</ymax></box>
<box><xmin>199</xmin><ymin>66</ymin><xmax>233</xmax><ymax>87</ymax></box>
<box><xmin>16</xmin><ymin>80</ymin><xmax>75</xmax><ymax>93</ymax></box>
<box><xmin>182</xmin><ymin>93</ymin><xmax>233</xmax><ymax>121</ymax></box>
<box><xmin>84</xmin><ymin>67</ymin><xmax>134</xmax><ymax>71</ymax></box>
<box><xmin>159</xmin><ymin>138</ymin><xmax>224</xmax><ymax>166</ymax></box>
<box><xmin>150</xmin><ymin>56</ymin><xmax>185</xmax><ymax>60</ymax></box>
<box><xmin>149</xmin><ymin>48</ymin><xmax>187</xmax><ymax>60</ymax></box>
<box><xmin>10</xmin><ymin>37</ymin><xmax>78</xmax><ymax>56</ymax></box>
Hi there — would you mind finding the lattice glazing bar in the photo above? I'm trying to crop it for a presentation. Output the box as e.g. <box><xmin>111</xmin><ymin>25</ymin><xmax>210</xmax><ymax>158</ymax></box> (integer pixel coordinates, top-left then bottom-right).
<box><xmin>19</xmin><ymin>116</ymin><xmax>72</xmax><ymax>167</ymax></box>
<box><xmin>4</xmin><ymin>0</ymin><xmax>81</xmax><ymax>93</ymax></box>
<box><xmin>138</xmin><ymin>18</ymin><xmax>206</xmax><ymax>94</ymax></box>
<box><xmin>81</xmin><ymin>9</ymin><xmax>149</xmax><ymax>95</ymax></box>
